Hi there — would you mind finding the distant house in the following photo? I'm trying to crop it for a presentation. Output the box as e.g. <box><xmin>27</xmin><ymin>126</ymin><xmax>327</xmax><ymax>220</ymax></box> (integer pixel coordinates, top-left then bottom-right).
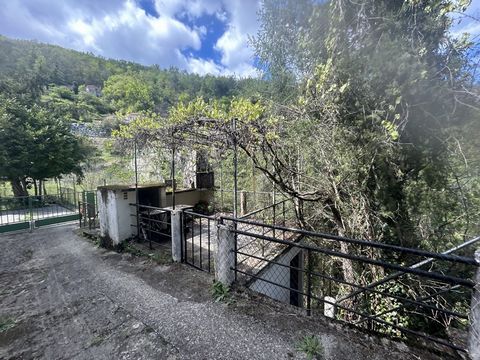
<box><xmin>85</xmin><ymin>85</ymin><xmax>101</xmax><ymax>96</ymax></box>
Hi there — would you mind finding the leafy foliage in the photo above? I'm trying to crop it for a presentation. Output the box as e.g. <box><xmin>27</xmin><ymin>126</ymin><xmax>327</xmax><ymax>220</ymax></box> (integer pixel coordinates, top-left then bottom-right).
<box><xmin>103</xmin><ymin>74</ymin><xmax>154</xmax><ymax>114</ymax></box>
<box><xmin>0</xmin><ymin>96</ymin><xmax>94</xmax><ymax>196</ymax></box>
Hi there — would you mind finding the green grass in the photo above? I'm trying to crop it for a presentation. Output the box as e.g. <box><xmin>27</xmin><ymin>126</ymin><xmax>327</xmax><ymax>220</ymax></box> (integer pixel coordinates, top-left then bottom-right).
<box><xmin>89</xmin><ymin>335</ymin><xmax>105</xmax><ymax>346</ymax></box>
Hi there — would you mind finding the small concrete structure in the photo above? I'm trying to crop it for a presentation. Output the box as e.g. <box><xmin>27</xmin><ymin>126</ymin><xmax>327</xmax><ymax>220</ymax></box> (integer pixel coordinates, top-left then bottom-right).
<box><xmin>97</xmin><ymin>184</ymin><xmax>168</xmax><ymax>247</ymax></box>
<box><xmin>249</xmin><ymin>247</ymin><xmax>304</xmax><ymax>307</ymax></box>
<box><xmin>97</xmin><ymin>185</ymin><xmax>136</xmax><ymax>247</ymax></box>
<box><xmin>324</xmin><ymin>296</ymin><xmax>336</xmax><ymax>318</ymax></box>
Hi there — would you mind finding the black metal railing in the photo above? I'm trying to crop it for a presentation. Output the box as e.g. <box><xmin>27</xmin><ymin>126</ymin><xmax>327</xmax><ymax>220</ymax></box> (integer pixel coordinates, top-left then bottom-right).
<box><xmin>222</xmin><ymin>215</ymin><xmax>479</xmax><ymax>353</ymax></box>
<box><xmin>213</xmin><ymin>189</ymin><xmax>287</xmax><ymax>214</ymax></box>
<box><xmin>182</xmin><ymin>209</ymin><xmax>216</xmax><ymax>273</ymax></box>
<box><xmin>239</xmin><ymin>198</ymin><xmax>298</xmax><ymax>240</ymax></box>
<box><xmin>130</xmin><ymin>204</ymin><xmax>172</xmax><ymax>249</ymax></box>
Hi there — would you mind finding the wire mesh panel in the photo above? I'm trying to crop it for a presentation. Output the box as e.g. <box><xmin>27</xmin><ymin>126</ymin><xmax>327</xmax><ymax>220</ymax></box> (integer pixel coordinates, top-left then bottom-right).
<box><xmin>224</xmin><ymin>216</ymin><xmax>480</xmax><ymax>354</ymax></box>
<box><xmin>183</xmin><ymin>210</ymin><xmax>216</xmax><ymax>272</ymax></box>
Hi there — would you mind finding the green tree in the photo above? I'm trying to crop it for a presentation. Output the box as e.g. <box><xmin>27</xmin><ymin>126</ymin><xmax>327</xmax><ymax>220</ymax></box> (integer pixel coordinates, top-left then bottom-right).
<box><xmin>0</xmin><ymin>96</ymin><xmax>93</xmax><ymax>196</ymax></box>
<box><xmin>249</xmin><ymin>0</ymin><xmax>479</xmax><ymax>246</ymax></box>
<box><xmin>103</xmin><ymin>73</ymin><xmax>154</xmax><ymax>114</ymax></box>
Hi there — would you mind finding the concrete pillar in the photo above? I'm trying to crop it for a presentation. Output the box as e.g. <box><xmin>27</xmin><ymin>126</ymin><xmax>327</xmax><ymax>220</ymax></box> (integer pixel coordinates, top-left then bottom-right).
<box><xmin>215</xmin><ymin>224</ymin><xmax>236</xmax><ymax>286</ymax></box>
<box><xmin>324</xmin><ymin>296</ymin><xmax>336</xmax><ymax>318</ymax></box>
<box><xmin>469</xmin><ymin>250</ymin><xmax>480</xmax><ymax>360</ymax></box>
<box><xmin>171</xmin><ymin>210</ymin><xmax>182</xmax><ymax>262</ymax></box>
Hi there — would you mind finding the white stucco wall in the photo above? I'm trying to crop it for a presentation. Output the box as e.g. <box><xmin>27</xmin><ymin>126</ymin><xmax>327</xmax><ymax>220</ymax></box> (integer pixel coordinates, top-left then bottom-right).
<box><xmin>249</xmin><ymin>247</ymin><xmax>304</xmax><ymax>305</ymax></box>
<box><xmin>116</xmin><ymin>190</ymin><xmax>136</xmax><ymax>241</ymax></box>
<box><xmin>97</xmin><ymin>188</ymin><xmax>136</xmax><ymax>246</ymax></box>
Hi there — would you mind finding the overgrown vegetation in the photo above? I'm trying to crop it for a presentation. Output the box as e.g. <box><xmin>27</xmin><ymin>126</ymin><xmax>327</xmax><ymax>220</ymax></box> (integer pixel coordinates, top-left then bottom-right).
<box><xmin>0</xmin><ymin>34</ymin><xmax>266</xmax><ymax>193</ymax></box>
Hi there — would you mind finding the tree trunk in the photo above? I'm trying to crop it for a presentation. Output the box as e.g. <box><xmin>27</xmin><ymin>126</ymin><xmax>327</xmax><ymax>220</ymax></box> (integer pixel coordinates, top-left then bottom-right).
<box><xmin>11</xmin><ymin>178</ymin><xmax>28</xmax><ymax>197</ymax></box>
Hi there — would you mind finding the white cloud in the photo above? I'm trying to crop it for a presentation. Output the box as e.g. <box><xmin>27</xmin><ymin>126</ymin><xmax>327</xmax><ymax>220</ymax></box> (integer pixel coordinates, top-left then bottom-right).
<box><xmin>214</xmin><ymin>0</ymin><xmax>261</xmax><ymax>77</ymax></box>
<box><xmin>0</xmin><ymin>0</ymin><xmax>262</xmax><ymax>77</ymax></box>
<box><xmin>187</xmin><ymin>57</ymin><xmax>222</xmax><ymax>75</ymax></box>
<box><xmin>453</xmin><ymin>22</ymin><xmax>480</xmax><ymax>38</ymax></box>
<box><xmin>66</xmin><ymin>0</ymin><xmax>202</xmax><ymax>67</ymax></box>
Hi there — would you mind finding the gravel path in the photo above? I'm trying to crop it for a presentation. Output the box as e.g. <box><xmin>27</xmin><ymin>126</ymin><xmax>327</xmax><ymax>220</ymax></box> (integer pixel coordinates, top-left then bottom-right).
<box><xmin>0</xmin><ymin>225</ymin><xmax>453</xmax><ymax>360</ymax></box>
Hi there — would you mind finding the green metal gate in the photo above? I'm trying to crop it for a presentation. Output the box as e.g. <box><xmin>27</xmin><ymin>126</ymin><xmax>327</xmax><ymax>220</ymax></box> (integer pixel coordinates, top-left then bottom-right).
<box><xmin>0</xmin><ymin>191</ymin><xmax>96</xmax><ymax>234</ymax></box>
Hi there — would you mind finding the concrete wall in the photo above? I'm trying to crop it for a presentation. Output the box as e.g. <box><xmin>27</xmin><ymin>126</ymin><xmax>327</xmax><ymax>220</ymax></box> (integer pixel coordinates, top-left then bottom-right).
<box><xmin>97</xmin><ymin>188</ymin><xmax>136</xmax><ymax>246</ymax></box>
<box><xmin>249</xmin><ymin>247</ymin><xmax>304</xmax><ymax>306</ymax></box>
<box><xmin>165</xmin><ymin>189</ymin><xmax>213</xmax><ymax>207</ymax></box>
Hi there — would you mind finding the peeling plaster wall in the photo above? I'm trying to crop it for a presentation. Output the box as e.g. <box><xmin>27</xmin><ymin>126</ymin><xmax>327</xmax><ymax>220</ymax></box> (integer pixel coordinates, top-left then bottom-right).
<box><xmin>97</xmin><ymin>188</ymin><xmax>136</xmax><ymax>246</ymax></box>
<box><xmin>98</xmin><ymin>189</ymin><xmax>117</xmax><ymax>245</ymax></box>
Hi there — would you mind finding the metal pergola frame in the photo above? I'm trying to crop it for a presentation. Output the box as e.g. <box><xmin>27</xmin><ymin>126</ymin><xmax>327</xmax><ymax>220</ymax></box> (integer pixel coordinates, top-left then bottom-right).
<box><xmin>130</xmin><ymin>116</ymin><xmax>242</xmax><ymax>216</ymax></box>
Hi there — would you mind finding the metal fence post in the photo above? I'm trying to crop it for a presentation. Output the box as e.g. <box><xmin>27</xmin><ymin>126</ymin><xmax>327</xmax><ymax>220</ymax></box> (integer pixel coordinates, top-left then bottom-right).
<box><xmin>215</xmin><ymin>222</ymin><xmax>236</xmax><ymax>286</ymax></box>
<box><xmin>171</xmin><ymin>209</ymin><xmax>182</xmax><ymax>262</ymax></box>
<box><xmin>272</xmin><ymin>202</ymin><xmax>276</xmax><ymax>239</ymax></box>
<box><xmin>307</xmin><ymin>249</ymin><xmax>312</xmax><ymax>316</ymax></box>
<box><xmin>469</xmin><ymin>250</ymin><xmax>480</xmax><ymax>360</ymax></box>
<box><xmin>28</xmin><ymin>196</ymin><xmax>33</xmax><ymax>232</ymax></box>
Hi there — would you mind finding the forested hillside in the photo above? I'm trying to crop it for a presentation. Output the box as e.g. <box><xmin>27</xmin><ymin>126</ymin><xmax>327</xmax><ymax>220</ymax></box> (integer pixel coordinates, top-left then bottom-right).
<box><xmin>0</xmin><ymin>34</ymin><xmax>265</xmax><ymax>196</ymax></box>
<box><xmin>0</xmin><ymin>35</ymin><xmax>264</xmax><ymax>108</ymax></box>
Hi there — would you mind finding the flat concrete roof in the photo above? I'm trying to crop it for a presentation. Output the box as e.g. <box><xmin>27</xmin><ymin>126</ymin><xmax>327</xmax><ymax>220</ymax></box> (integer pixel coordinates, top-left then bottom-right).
<box><xmin>97</xmin><ymin>183</ymin><xmax>166</xmax><ymax>191</ymax></box>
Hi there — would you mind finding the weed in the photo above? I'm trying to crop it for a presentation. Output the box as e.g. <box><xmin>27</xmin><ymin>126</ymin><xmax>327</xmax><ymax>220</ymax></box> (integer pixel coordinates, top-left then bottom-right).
<box><xmin>211</xmin><ymin>281</ymin><xmax>234</xmax><ymax>304</ymax></box>
<box><xmin>89</xmin><ymin>335</ymin><xmax>105</xmax><ymax>347</ymax></box>
<box><xmin>148</xmin><ymin>252</ymin><xmax>171</xmax><ymax>265</ymax></box>
<box><xmin>121</xmin><ymin>242</ymin><xmax>145</xmax><ymax>257</ymax></box>
<box><xmin>296</xmin><ymin>335</ymin><xmax>324</xmax><ymax>360</ymax></box>
<box><xmin>0</xmin><ymin>317</ymin><xmax>16</xmax><ymax>333</ymax></box>
<box><xmin>23</xmin><ymin>249</ymin><xmax>33</xmax><ymax>260</ymax></box>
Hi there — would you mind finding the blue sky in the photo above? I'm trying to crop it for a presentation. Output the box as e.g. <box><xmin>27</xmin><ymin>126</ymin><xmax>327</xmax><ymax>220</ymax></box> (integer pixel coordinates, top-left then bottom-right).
<box><xmin>0</xmin><ymin>0</ymin><xmax>479</xmax><ymax>77</ymax></box>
